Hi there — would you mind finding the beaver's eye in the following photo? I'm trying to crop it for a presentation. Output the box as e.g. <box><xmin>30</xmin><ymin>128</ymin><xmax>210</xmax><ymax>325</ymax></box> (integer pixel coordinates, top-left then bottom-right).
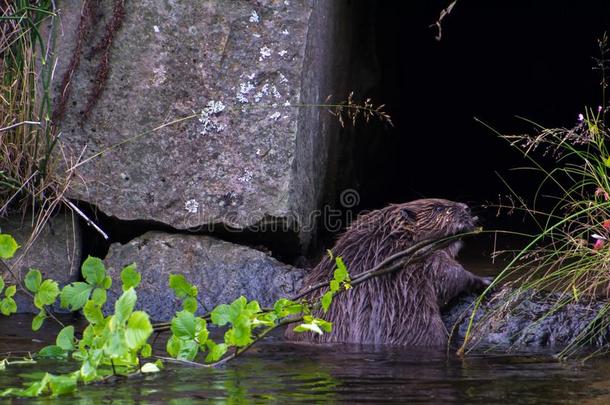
<box><xmin>434</xmin><ymin>205</ymin><xmax>445</xmax><ymax>213</ymax></box>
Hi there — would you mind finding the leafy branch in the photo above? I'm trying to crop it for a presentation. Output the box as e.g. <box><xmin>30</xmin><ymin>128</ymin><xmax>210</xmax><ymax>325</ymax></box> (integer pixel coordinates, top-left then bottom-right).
<box><xmin>0</xmin><ymin>228</ymin><xmax>479</xmax><ymax>397</ymax></box>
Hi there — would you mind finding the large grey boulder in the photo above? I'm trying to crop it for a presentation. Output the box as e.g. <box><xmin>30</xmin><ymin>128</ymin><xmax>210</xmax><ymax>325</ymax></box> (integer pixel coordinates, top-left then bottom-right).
<box><xmin>103</xmin><ymin>232</ymin><xmax>305</xmax><ymax>321</ymax></box>
<box><xmin>52</xmin><ymin>0</ymin><xmax>369</xmax><ymax>251</ymax></box>
<box><xmin>0</xmin><ymin>211</ymin><xmax>81</xmax><ymax>313</ymax></box>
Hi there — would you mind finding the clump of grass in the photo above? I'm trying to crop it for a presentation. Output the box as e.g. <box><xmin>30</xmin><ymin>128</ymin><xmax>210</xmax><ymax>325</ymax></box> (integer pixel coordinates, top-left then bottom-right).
<box><xmin>461</xmin><ymin>35</ymin><xmax>610</xmax><ymax>359</ymax></box>
<box><xmin>0</xmin><ymin>0</ymin><xmax>58</xmax><ymax>214</ymax></box>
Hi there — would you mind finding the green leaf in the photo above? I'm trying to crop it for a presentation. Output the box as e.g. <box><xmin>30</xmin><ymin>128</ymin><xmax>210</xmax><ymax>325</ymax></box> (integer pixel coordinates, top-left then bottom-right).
<box><xmin>176</xmin><ymin>339</ymin><xmax>198</xmax><ymax>361</ymax></box>
<box><xmin>230</xmin><ymin>318</ymin><xmax>252</xmax><ymax>347</ymax></box>
<box><xmin>48</xmin><ymin>373</ymin><xmax>78</xmax><ymax>396</ymax></box>
<box><xmin>321</xmin><ymin>291</ymin><xmax>333</xmax><ymax>313</ymax></box>
<box><xmin>37</xmin><ymin>345</ymin><xmax>67</xmax><ymax>359</ymax></box>
<box><xmin>125</xmin><ymin>311</ymin><xmax>153</xmax><ymax>350</ymax></box>
<box><xmin>60</xmin><ymin>282</ymin><xmax>93</xmax><ymax>311</ymax></box>
<box><xmin>329</xmin><ymin>280</ymin><xmax>339</xmax><ymax>293</ymax></box>
<box><xmin>205</xmin><ymin>341</ymin><xmax>227</xmax><ymax>363</ymax></box>
<box><xmin>183</xmin><ymin>296</ymin><xmax>198</xmax><ymax>313</ymax></box>
<box><xmin>115</xmin><ymin>288</ymin><xmax>137</xmax><ymax>324</ymax></box>
<box><xmin>36</xmin><ymin>279</ymin><xmax>59</xmax><ymax>307</ymax></box>
<box><xmin>104</xmin><ymin>330</ymin><xmax>128</xmax><ymax>358</ymax></box>
<box><xmin>141</xmin><ymin>343</ymin><xmax>152</xmax><ymax>358</ymax></box>
<box><xmin>24</xmin><ymin>269</ymin><xmax>42</xmax><ymax>293</ymax></box>
<box><xmin>195</xmin><ymin>317</ymin><xmax>209</xmax><ymax>344</ymax></box>
<box><xmin>32</xmin><ymin>309</ymin><xmax>47</xmax><ymax>331</ymax></box>
<box><xmin>273</xmin><ymin>298</ymin><xmax>303</xmax><ymax>317</ymax></box>
<box><xmin>83</xmin><ymin>300</ymin><xmax>104</xmax><ymax>325</ymax></box>
<box><xmin>210</xmin><ymin>304</ymin><xmax>231</xmax><ymax>326</ymax></box>
<box><xmin>334</xmin><ymin>257</ymin><xmax>349</xmax><ymax>283</ymax></box>
<box><xmin>246</xmin><ymin>300</ymin><xmax>261</xmax><ymax>313</ymax></box>
<box><xmin>4</xmin><ymin>285</ymin><xmax>16</xmax><ymax>298</ymax></box>
<box><xmin>56</xmin><ymin>326</ymin><xmax>75</xmax><ymax>351</ymax></box>
<box><xmin>103</xmin><ymin>276</ymin><xmax>112</xmax><ymax>289</ymax></box>
<box><xmin>171</xmin><ymin>310</ymin><xmax>196</xmax><ymax>339</ymax></box>
<box><xmin>252</xmin><ymin>312</ymin><xmax>277</xmax><ymax>327</ymax></box>
<box><xmin>0</xmin><ymin>234</ymin><xmax>19</xmax><ymax>259</ymax></box>
<box><xmin>230</xmin><ymin>296</ymin><xmax>247</xmax><ymax>315</ymax></box>
<box><xmin>3</xmin><ymin>373</ymin><xmax>50</xmax><ymax>397</ymax></box>
<box><xmin>141</xmin><ymin>362</ymin><xmax>160</xmax><ymax>373</ymax></box>
<box><xmin>294</xmin><ymin>322</ymin><xmax>324</xmax><ymax>335</ymax></box>
<box><xmin>166</xmin><ymin>335</ymin><xmax>181</xmax><ymax>358</ymax></box>
<box><xmin>169</xmin><ymin>274</ymin><xmax>196</xmax><ymax>299</ymax></box>
<box><xmin>315</xmin><ymin>318</ymin><xmax>333</xmax><ymax>333</ymax></box>
<box><xmin>0</xmin><ymin>297</ymin><xmax>17</xmax><ymax>316</ymax></box>
<box><xmin>91</xmin><ymin>288</ymin><xmax>107</xmax><ymax>306</ymax></box>
<box><xmin>0</xmin><ymin>277</ymin><xmax>4</xmax><ymax>294</ymax></box>
<box><xmin>81</xmin><ymin>256</ymin><xmax>106</xmax><ymax>286</ymax></box>
<box><xmin>120</xmin><ymin>263</ymin><xmax>141</xmax><ymax>291</ymax></box>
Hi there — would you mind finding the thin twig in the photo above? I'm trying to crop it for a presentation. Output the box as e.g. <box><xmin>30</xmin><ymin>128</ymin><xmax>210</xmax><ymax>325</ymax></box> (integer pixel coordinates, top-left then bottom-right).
<box><xmin>0</xmin><ymin>121</ymin><xmax>41</xmax><ymax>132</ymax></box>
<box><xmin>61</xmin><ymin>198</ymin><xmax>109</xmax><ymax>240</ymax></box>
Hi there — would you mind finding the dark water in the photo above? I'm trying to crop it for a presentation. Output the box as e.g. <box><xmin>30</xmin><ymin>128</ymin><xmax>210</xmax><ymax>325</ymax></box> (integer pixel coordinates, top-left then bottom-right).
<box><xmin>2</xmin><ymin>323</ymin><xmax>610</xmax><ymax>404</ymax></box>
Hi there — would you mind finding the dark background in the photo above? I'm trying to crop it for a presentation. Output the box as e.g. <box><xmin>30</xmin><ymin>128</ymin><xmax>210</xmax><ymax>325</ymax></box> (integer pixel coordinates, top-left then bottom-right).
<box><xmin>353</xmin><ymin>0</ymin><xmax>610</xmax><ymax>231</ymax></box>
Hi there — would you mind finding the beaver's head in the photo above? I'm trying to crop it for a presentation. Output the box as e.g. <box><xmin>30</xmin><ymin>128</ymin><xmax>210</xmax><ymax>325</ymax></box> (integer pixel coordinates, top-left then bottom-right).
<box><xmin>398</xmin><ymin>198</ymin><xmax>476</xmax><ymax>241</ymax></box>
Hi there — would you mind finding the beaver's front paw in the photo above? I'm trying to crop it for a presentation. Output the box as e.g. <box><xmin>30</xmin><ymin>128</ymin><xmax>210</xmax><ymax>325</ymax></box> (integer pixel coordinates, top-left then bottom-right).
<box><xmin>473</xmin><ymin>275</ymin><xmax>495</xmax><ymax>292</ymax></box>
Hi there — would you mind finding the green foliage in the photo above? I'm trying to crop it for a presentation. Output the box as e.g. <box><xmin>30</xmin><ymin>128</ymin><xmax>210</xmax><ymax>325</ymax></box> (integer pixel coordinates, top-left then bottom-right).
<box><xmin>293</xmin><ymin>316</ymin><xmax>332</xmax><ymax>335</ymax></box>
<box><xmin>319</xmin><ymin>256</ymin><xmax>351</xmax><ymax>313</ymax></box>
<box><xmin>23</xmin><ymin>269</ymin><xmax>60</xmax><ymax>330</ymax></box>
<box><xmin>0</xmin><ymin>276</ymin><xmax>17</xmax><ymax>316</ymax></box>
<box><xmin>169</xmin><ymin>273</ymin><xmax>199</xmax><ymax>313</ymax></box>
<box><xmin>0</xmin><ymin>235</ymin><xmax>352</xmax><ymax>397</ymax></box>
<box><xmin>120</xmin><ymin>263</ymin><xmax>140</xmax><ymax>291</ymax></box>
<box><xmin>0</xmin><ymin>234</ymin><xmax>20</xmax><ymax>316</ymax></box>
<box><xmin>0</xmin><ymin>234</ymin><xmax>19</xmax><ymax>259</ymax></box>
<box><xmin>60</xmin><ymin>256</ymin><xmax>111</xmax><ymax>311</ymax></box>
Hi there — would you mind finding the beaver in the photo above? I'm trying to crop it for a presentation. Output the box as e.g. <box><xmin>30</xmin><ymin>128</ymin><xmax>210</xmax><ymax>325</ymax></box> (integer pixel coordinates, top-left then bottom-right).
<box><xmin>285</xmin><ymin>198</ymin><xmax>490</xmax><ymax>346</ymax></box>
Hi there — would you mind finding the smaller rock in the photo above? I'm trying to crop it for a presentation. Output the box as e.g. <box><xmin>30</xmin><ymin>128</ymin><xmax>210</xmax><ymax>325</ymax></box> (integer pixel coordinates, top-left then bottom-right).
<box><xmin>103</xmin><ymin>232</ymin><xmax>305</xmax><ymax>321</ymax></box>
<box><xmin>442</xmin><ymin>287</ymin><xmax>610</xmax><ymax>351</ymax></box>
<box><xmin>0</xmin><ymin>211</ymin><xmax>81</xmax><ymax>313</ymax></box>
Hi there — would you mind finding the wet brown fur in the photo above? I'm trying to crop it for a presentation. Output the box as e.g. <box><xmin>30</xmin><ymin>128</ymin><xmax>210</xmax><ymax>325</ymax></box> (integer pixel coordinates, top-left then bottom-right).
<box><xmin>285</xmin><ymin>198</ymin><xmax>489</xmax><ymax>346</ymax></box>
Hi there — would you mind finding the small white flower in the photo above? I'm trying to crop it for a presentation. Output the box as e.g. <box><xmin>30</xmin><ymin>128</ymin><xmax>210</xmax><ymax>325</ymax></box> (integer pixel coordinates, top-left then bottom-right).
<box><xmin>283</xmin><ymin>101</ymin><xmax>291</xmax><ymax>107</ymax></box>
<box><xmin>259</xmin><ymin>46</ymin><xmax>272</xmax><ymax>61</ymax></box>
<box><xmin>278</xmin><ymin>50</ymin><xmax>288</xmax><ymax>57</ymax></box>
<box><xmin>578</xmin><ymin>113</ymin><xmax>584</xmax><ymax>122</ymax></box>
<box><xmin>249</xmin><ymin>10</ymin><xmax>260</xmax><ymax>23</ymax></box>
<box><xmin>281</xmin><ymin>29</ymin><xmax>290</xmax><ymax>35</ymax></box>
<box><xmin>153</xmin><ymin>25</ymin><xmax>160</xmax><ymax>33</ymax></box>
<box><xmin>269</xmin><ymin>112</ymin><xmax>281</xmax><ymax>121</ymax></box>
<box><xmin>185</xmin><ymin>199</ymin><xmax>199</xmax><ymax>214</ymax></box>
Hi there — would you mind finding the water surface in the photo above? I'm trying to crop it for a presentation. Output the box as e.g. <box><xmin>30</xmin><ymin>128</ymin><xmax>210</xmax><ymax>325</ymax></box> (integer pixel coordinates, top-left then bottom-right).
<box><xmin>1</xmin><ymin>317</ymin><xmax>610</xmax><ymax>404</ymax></box>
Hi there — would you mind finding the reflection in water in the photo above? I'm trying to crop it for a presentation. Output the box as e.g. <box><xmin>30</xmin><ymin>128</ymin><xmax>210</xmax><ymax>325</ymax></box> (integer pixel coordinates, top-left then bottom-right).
<box><xmin>1</xmin><ymin>322</ymin><xmax>610</xmax><ymax>403</ymax></box>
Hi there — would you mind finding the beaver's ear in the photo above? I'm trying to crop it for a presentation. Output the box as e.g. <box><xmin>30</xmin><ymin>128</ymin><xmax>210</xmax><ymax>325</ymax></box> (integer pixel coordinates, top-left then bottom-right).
<box><xmin>400</xmin><ymin>208</ymin><xmax>416</xmax><ymax>223</ymax></box>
